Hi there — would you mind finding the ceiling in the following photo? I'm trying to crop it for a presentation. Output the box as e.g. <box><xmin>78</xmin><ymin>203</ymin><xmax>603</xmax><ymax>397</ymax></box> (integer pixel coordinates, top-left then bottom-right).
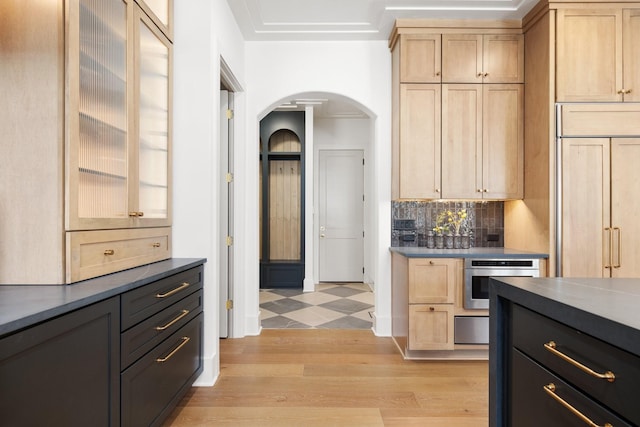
<box><xmin>227</xmin><ymin>0</ymin><xmax>540</xmax><ymax>42</ymax></box>
<box><xmin>231</xmin><ymin>0</ymin><xmax>539</xmax><ymax>118</ymax></box>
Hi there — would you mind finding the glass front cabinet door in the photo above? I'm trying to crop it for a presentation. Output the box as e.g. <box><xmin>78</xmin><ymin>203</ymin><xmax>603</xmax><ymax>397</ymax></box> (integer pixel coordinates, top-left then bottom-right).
<box><xmin>66</xmin><ymin>0</ymin><xmax>171</xmax><ymax>230</ymax></box>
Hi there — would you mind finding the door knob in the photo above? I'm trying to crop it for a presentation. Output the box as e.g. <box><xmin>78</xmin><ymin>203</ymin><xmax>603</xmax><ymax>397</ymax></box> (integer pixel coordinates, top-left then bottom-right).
<box><xmin>320</xmin><ymin>233</ymin><xmax>325</xmax><ymax>238</ymax></box>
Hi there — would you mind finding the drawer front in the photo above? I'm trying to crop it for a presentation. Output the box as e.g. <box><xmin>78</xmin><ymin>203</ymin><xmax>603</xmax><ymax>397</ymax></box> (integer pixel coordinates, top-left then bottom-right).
<box><xmin>121</xmin><ymin>265</ymin><xmax>203</xmax><ymax>331</ymax></box>
<box><xmin>121</xmin><ymin>313</ymin><xmax>203</xmax><ymax>427</ymax></box>
<box><xmin>512</xmin><ymin>303</ymin><xmax>640</xmax><ymax>425</ymax></box>
<box><xmin>121</xmin><ymin>289</ymin><xmax>203</xmax><ymax>369</ymax></box>
<box><xmin>511</xmin><ymin>348</ymin><xmax>632</xmax><ymax>427</ymax></box>
<box><xmin>66</xmin><ymin>227</ymin><xmax>171</xmax><ymax>283</ymax></box>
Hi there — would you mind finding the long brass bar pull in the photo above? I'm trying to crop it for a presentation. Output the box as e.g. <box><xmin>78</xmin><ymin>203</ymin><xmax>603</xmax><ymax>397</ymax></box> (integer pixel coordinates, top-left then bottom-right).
<box><xmin>156</xmin><ymin>337</ymin><xmax>190</xmax><ymax>363</ymax></box>
<box><xmin>613</xmin><ymin>227</ymin><xmax>621</xmax><ymax>269</ymax></box>
<box><xmin>543</xmin><ymin>383</ymin><xmax>613</xmax><ymax>427</ymax></box>
<box><xmin>544</xmin><ymin>341</ymin><xmax>615</xmax><ymax>382</ymax></box>
<box><xmin>155</xmin><ymin>310</ymin><xmax>189</xmax><ymax>331</ymax></box>
<box><xmin>155</xmin><ymin>282</ymin><xmax>190</xmax><ymax>299</ymax></box>
<box><xmin>604</xmin><ymin>228</ymin><xmax>612</xmax><ymax>269</ymax></box>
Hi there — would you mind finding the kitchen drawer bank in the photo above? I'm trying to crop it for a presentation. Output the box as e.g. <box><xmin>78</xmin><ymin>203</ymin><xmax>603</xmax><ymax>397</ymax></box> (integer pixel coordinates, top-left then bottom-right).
<box><xmin>0</xmin><ymin>258</ymin><xmax>205</xmax><ymax>427</ymax></box>
<box><xmin>490</xmin><ymin>276</ymin><xmax>640</xmax><ymax>427</ymax></box>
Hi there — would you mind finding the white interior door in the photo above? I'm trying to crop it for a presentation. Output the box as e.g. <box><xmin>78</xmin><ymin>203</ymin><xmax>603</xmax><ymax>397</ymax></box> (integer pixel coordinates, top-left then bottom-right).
<box><xmin>219</xmin><ymin>89</ymin><xmax>233</xmax><ymax>338</ymax></box>
<box><xmin>319</xmin><ymin>150</ymin><xmax>364</xmax><ymax>282</ymax></box>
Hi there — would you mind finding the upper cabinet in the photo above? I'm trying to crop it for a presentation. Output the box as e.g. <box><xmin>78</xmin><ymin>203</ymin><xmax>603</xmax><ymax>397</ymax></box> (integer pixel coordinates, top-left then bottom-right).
<box><xmin>441</xmin><ymin>84</ymin><xmax>523</xmax><ymax>199</ymax></box>
<box><xmin>134</xmin><ymin>0</ymin><xmax>172</xmax><ymax>40</ymax></box>
<box><xmin>400</xmin><ymin>34</ymin><xmax>442</xmax><ymax>83</ymax></box>
<box><xmin>1</xmin><ymin>0</ymin><xmax>173</xmax><ymax>284</ymax></box>
<box><xmin>67</xmin><ymin>0</ymin><xmax>172</xmax><ymax>231</ymax></box>
<box><xmin>442</xmin><ymin>34</ymin><xmax>524</xmax><ymax>83</ymax></box>
<box><xmin>391</xmin><ymin>25</ymin><xmax>524</xmax><ymax>201</ymax></box>
<box><xmin>556</xmin><ymin>8</ymin><xmax>640</xmax><ymax>102</ymax></box>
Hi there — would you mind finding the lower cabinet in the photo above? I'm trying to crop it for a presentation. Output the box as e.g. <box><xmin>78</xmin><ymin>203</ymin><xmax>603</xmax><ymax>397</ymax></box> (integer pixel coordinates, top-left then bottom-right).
<box><xmin>0</xmin><ymin>297</ymin><xmax>120</xmax><ymax>426</ymax></box>
<box><xmin>0</xmin><ymin>262</ymin><xmax>204</xmax><ymax>427</ymax></box>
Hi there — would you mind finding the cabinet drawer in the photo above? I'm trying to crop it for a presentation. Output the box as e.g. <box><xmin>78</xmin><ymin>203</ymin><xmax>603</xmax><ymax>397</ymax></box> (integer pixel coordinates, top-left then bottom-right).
<box><xmin>408</xmin><ymin>304</ymin><xmax>454</xmax><ymax>350</ymax></box>
<box><xmin>512</xmin><ymin>303</ymin><xmax>640</xmax><ymax>425</ymax></box>
<box><xmin>121</xmin><ymin>289</ymin><xmax>202</xmax><ymax>368</ymax></box>
<box><xmin>66</xmin><ymin>227</ymin><xmax>171</xmax><ymax>283</ymax></box>
<box><xmin>121</xmin><ymin>313</ymin><xmax>203</xmax><ymax>427</ymax></box>
<box><xmin>121</xmin><ymin>265</ymin><xmax>203</xmax><ymax>331</ymax></box>
<box><xmin>511</xmin><ymin>348</ymin><xmax>632</xmax><ymax>427</ymax></box>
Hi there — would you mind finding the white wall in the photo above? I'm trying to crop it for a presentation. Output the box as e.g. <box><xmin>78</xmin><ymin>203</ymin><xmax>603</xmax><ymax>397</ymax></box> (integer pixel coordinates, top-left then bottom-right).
<box><xmin>173</xmin><ymin>0</ymin><xmax>245</xmax><ymax>386</ymax></box>
<box><xmin>242</xmin><ymin>41</ymin><xmax>392</xmax><ymax>336</ymax></box>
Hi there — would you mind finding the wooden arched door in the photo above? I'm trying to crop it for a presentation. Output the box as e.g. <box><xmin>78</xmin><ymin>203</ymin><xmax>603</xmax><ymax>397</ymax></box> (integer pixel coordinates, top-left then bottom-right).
<box><xmin>259</xmin><ymin>111</ymin><xmax>305</xmax><ymax>288</ymax></box>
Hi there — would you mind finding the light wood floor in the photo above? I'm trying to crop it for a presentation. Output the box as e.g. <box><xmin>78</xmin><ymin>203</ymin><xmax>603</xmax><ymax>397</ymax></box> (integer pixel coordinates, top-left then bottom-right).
<box><xmin>163</xmin><ymin>329</ymin><xmax>488</xmax><ymax>426</ymax></box>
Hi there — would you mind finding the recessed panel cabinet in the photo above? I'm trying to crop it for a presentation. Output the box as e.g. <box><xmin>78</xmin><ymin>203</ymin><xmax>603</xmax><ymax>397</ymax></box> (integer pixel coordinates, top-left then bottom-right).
<box><xmin>442</xmin><ymin>34</ymin><xmax>524</xmax><ymax>83</ymax></box>
<box><xmin>442</xmin><ymin>84</ymin><xmax>523</xmax><ymax>199</ymax></box>
<box><xmin>391</xmin><ymin>25</ymin><xmax>524</xmax><ymax>201</ymax></box>
<box><xmin>1</xmin><ymin>0</ymin><xmax>173</xmax><ymax>284</ymax></box>
<box><xmin>557</xmin><ymin>8</ymin><xmax>640</xmax><ymax>102</ymax></box>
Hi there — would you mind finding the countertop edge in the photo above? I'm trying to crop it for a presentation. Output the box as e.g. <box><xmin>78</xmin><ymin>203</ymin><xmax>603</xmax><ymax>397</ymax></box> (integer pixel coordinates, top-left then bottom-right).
<box><xmin>0</xmin><ymin>258</ymin><xmax>207</xmax><ymax>336</ymax></box>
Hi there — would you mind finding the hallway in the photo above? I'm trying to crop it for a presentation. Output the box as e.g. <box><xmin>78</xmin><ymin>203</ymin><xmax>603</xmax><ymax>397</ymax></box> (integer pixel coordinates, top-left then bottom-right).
<box><xmin>260</xmin><ymin>283</ymin><xmax>374</xmax><ymax>329</ymax></box>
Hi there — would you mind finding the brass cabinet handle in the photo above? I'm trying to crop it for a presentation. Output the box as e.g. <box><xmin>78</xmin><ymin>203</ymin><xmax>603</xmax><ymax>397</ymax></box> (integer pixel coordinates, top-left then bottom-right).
<box><xmin>618</xmin><ymin>89</ymin><xmax>625</xmax><ymax>95</ymax></box>
<box><xmin>155</xmin><ymin>309</ymin><xmax>190</xmax><ymax>331</ymax></box>
<box><xmin>435</xmin><ymin>188</ymin><xmax>440</xmax><ymax>193</ymax></box>
<box><xmin>544</xmin><ymin>341</ymin><xmax>615</xmax><ymax>382</ymax></box>
<box><xmin>613</xmin><ymin>227</ymin><xmax>621</xmax><ymax>269</ymax></box>
<box><xmin>483</xmin><ymin>72</ymin><xmax>489</xmax><ymax>77</ymax></box>
<box><xmin>155</xmin><ymin>282</ymin><xmax>190</xmax><ymax>299</ymax></box>
<box><xmin>156</xmin><ymin>336</ymin><xmax>190</xmax><ymax>363</ymax></box>
<box><xmin>477</xmin><ymin>189</ymin><xmax>483</xmax><ymax>193</ymax></box>
<box><xmin>435</xmin><ymin>71</ymin><xmax>441</xmax><ymax>76</ymax></box>
<box><xmin>604</xmin><ymin>227</ymin><xmax>612</xmax><ymax>269</ymax></box>
<box><xmin>625</xmin><ymin>89</ymin><xmax>632</xmax><ymax>94</ymax></box>
<box><xmin>477</xmin><ymin>72</ymin><xmax>483</xmax><ymax>77</ymax></box>
<box><xmin>104</xmin><ymin>249</ymin><xmax>115</xmax><ymax>255</ymax></box>
<box><xmin>543</xmin><ymin>383</ymin><xmax>613</xmax><ymax>427</ymax></box>
<box><xmin>483</xmin><ymin>189</ymin><xmax>489</xmax><ymax>193</ymax></box>
<box><xmin>152</xmin><ymin>242</ymin><xmax>161</xmax><ymax>248</ymax></box>
<box><xmin>128</xmin><ymin>211</ymin><xmax>145</xmax><ymax>217</ymax></box>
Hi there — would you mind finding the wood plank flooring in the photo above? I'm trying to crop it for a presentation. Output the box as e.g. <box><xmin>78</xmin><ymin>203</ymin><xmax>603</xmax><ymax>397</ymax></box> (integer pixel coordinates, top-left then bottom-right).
<box><xmin>163</xmin><ymin>329</ymin><xmax>488</xmax><ymax>426</ymax></box>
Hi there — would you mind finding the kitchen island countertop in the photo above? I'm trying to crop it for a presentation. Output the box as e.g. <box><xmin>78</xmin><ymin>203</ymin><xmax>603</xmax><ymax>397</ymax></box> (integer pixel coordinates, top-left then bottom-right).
<box><xmin>390</xmin><ymin>247</ymin><xmax>548</xmax><ymax>259</ymax></box>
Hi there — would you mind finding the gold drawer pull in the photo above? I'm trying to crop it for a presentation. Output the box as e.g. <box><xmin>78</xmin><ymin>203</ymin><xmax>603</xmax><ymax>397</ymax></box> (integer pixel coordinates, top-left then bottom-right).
<box><xmin>156</xmin><ymin>337</ymin><xmax>190</xmax><ymax>363</ymax></box>
<box><xmin>152</xmin><ymin>242</ymin><xmax>161</xmax><ymax>248</ymax></box>
<box><xmin>155</xmin><ymin>309</ymin><xmax>190</xmax><ymax>331</ymax></box>
<box><xmin>104</xmin><ymin>249</ymin><xmax>115</xmax><ymax>255</ymax></box>
<box><xmin>128</xmin><ymin>211</ymin><xmax>145</xmax><ymax>217</ymax></box>
<box><xmin>543</xmin><ymin>383</ymin><xmax>613</xmax><ymax>427</ymax></box>
<box><xmin>155</xmin><ymin>282</ymin><xmax>190</xmax><ymax>299</ymax></box>
<box><xmin>544</xmin><ymin>341</ymin><xmax>615</xmax><ymax>382</ymax></box>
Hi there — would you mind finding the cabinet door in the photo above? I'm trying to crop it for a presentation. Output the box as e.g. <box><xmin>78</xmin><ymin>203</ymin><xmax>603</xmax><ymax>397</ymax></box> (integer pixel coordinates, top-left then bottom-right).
<box><xmin>556</xmin><ymin>9</ymin><xmax>623</xmax><ymax>101</ymax></box>
<box><xmin>409</xmin><ymin>304</ymin><xmax>454</xmax><ymax>350</ymax></box>
<box><xmin>482</xmin><ymin>84</ymin><xmax>523</xmax><ymax>199</ymax></box>
<box><xmin>442</xmin><ymin>84</ymin><xmax>482</xmax><ymax>199</ymax></box>
<box><xmin>0</xmin><ymin>297</ymin><xmax>120</xmax><ymax>426</ymax></box>
<box><xmin>408</xmin><ymin>258</ymin><xmax>458</xmax><ymax>304</ymax></box>
<box><xmin>442</xmin><ymin>34</ymin><xmax>483</xmax><ymax>83</ymax></box>
<box><xmin>611</xmin><ymin>139</ymin><xmax>640</xmax><ymax>277</ymax></box>
<box><xmin>397</xmin><ymin>84</ymin><xmax>441</xmax><ymax>199</ymax></box>
<box><xmin>623</xmin><ymin>9</ymin><xmax>640</xmax><ymax>102</ymax></box>
<box><xmin>400</xmin><ymin>34</ymin><xmax>441</xmax><ymax>83</ymax></box>
<box><xmin>67</xmin><ymin>0</ymin><xmax>134</xmax><ymax>230</ymax></box>
<box><xmin>133</xmin><ymin>8</ymin><xmax>172</xmax><ymax>226</ymax></box>
<box><xmin>561</xmin><ymin>139</ymin><xmax>611</xmax><ymax>277</ymax></box>
<box><xmin>135</xmin><ymin>0</ymin><xmax>172</xmax><ymax>39</ymax></box>
<box><xmin>482</xmin><ymin>35</ymin><xmax>524</xmax><ymax>83</ymax></box>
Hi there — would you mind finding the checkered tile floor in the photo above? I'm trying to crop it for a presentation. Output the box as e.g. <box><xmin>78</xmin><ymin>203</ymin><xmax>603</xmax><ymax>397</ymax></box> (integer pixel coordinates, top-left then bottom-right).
<box><xmin>260</xmin><ymin>283</ymin><xmax>374</xmax><ymax>329</ymax></box>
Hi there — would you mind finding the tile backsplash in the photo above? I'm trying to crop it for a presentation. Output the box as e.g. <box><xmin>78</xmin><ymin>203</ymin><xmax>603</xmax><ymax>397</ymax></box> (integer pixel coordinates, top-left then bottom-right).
<box><xmin>391</xmin><ymin>201</ymin><xmax>504</xmax><ymax>248</ymax></box>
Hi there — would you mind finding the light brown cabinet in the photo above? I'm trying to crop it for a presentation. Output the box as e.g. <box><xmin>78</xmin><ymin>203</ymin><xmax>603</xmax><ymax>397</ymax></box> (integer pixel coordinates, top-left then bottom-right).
<box><xmin>442</xmin><ymin>84</ymin><xmax>523</xmax><ymax>199</ymax></box>
<box><xmin>399</xmin><ymin>34</ymin><xmax>441</xmax><ymax>83</ymax></box>
<box><xmin>561</xmin><ymin>138</ymin><xmax>640</xmax><ymax>278</ymax></box>
<box><xmin>395</xmin><ymin>84</ymin><xmax>442</xmax><ymax>199</ymax></box>
<box><xmin>392</xmin><ymin>255</ymin><xmax>459</xmax><ymax>352</ymax></box>
<box><xmin>391</xmin><ymin>24</ymin><xmax>524</xmax><ymax>201</ymax></box>
<box><xmin>1</xmin><ymin>0</ymin><xmax>173</xmax><ymax>284</ymax></box>
<box><xmin>556</xmin><ymin>8</ymin><xmax>640</xmax><ymax>102</ymax></box>
<box><xmin>442</xmin><ymin>34</ymin><xmax>524</xmax><ymax>83</ymax></box>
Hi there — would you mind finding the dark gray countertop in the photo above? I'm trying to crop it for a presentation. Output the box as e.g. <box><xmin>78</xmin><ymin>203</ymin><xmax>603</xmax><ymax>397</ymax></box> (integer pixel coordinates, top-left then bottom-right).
<box><xmin>490</xmin><ymin>276</ymin><xmax>640</xmax><ymax>356</ymax></box>
<box><xmin>390</xmin><ymin>247</ymin><xmax>549</xmax><ymax>259</ymax></box>
<box><xmin>0</xmin><ymin>258</ymin><xmax>206</xmax><ymax>337</ymax></box>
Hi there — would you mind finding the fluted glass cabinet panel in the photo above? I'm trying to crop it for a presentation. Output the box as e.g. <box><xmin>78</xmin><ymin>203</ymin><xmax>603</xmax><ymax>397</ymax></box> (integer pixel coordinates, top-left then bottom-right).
<box><xmin>76</xmin><ymin>0</ymin><xmax>130</xmax><ymax>223</ymax></box>
<box><xmin>136</xmin><ymin>12</ymin><xmax>170</xmax><ymax>221</ymax></box>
